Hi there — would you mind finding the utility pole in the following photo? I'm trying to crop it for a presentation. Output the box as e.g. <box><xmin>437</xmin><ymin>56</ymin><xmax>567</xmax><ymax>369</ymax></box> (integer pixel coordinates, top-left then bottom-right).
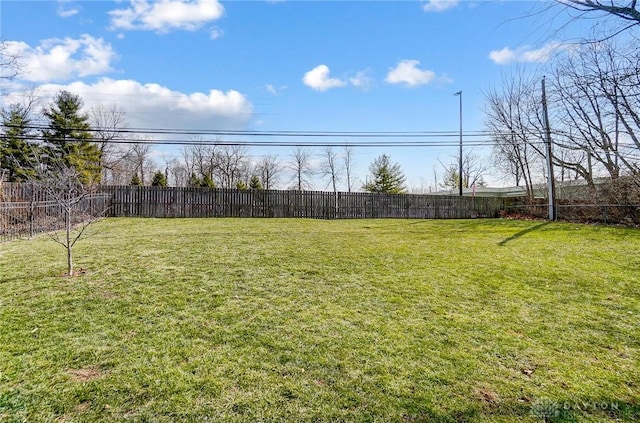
<box><xmin>541</xmin><ymin>77</ymin><xmax>556</xmax><ymax>221</ymax></box>
<box><xmin>454</xmin><ymin>91</ymin><xmax>463</xmax><ymax>196</ymax></box>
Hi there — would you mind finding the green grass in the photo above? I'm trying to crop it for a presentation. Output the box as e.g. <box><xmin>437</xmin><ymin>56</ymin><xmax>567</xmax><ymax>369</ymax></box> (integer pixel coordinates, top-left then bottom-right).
<box><xmin>1</xmin><ymin>218</ymin><xmax>639</xmax><ymax>422</ymax></box>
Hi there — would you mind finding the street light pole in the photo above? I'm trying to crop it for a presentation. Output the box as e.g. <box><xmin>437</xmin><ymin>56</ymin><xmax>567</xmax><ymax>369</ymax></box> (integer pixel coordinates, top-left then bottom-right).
<box><xmin>454</xmin><ymin>91</ymin><xmax>462</xmax><ymax>196</ymax></box>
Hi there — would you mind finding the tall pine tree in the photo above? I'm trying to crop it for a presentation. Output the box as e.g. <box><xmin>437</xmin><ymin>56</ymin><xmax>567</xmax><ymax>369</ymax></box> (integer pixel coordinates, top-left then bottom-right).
<box><xmin>42</xmin><ymin>91</ymin><xmax>102</xmax><ymax>184</ymax></box>
<box><xmin>0</xmin><ymin>104</ymin><xmax>38</xmax><ymax>182</ymax></box>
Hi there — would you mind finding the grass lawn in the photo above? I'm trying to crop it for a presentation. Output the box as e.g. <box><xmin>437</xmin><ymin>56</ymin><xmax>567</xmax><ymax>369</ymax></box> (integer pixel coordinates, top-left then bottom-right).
<box><xmin>1</xmin><ymin>218</ymin><xmax>639</xmax><ymax>422</ymax></box>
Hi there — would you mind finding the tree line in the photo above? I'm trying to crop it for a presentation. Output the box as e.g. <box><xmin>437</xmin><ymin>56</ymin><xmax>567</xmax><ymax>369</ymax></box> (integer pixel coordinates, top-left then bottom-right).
<box><xmin>1</xmin><ymin>90</ymin><xmax>411</xmax><ymax>193</ymax></box>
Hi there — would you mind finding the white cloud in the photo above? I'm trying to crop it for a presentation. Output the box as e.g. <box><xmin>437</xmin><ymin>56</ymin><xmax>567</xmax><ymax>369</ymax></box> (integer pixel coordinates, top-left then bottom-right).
<box><xmin>436</xmin><ymin>73</ymin><xmax>454</xmax><ymax>85</ymax></box>
<box><xmin>303</xmin><ymin>64</ymin><xmax>346</xmax><ymax>92</ymax></box>
<box><xmin>385</xmin><ymin>60</ymin><xmax>436</xmax><ymax>87</ymax></box>
<box><xmin>58</xmin><ymin>9</ymin><xmax>79</xmax><ymax>18</ymax></box>
<box><xmin>423</xmin><ymin>0</ymin><xmax>459</xmax><ymax>12</ymax></box>
<box><xmin>488</xmin><ymin>47</ymin><xmax>516</xmax><ymax>65</ymax></box>
<box><xmin>57</xmin><ymin>0</ymin><xmax>80</xmax><ymax>18</ymax></box>
<box><xmin>209</xmin><ymin>27</ymin><xmax>223</xmax><ymax>40</ymax></box>
<box><xmin>109</xmin><ymin>0</ymin><xmax>224</xmax><ymax>32</ymax></box>
<box><xmin>349</xmin><ymin>70</ymin><xmax>373</xmax><ymax>90</ymax></box>
<box><xmin>58</xmin><ymin>8</ymin><xmax>80</xmax><ymax>18</ymax></box>
<box><xmin>5</xmin><ymin>35</ymin><xmax>115</xmax><ymax>83</ymax></box>
<box><xmin>265</xmin><ymin>84</ymin><xmax>287</xmax><ymax>95</ymax></box>
<box><xmin>489</xmin><ymin>42</ymin><xmax>569</xmax><ymax>65</ymax></box>
<box><xmin>9</xmin><ymin>78</ymin><xmax>253</xmax><ymax>131</ymax></box>
<box><xmin>266</xmin><ymin>84</ymin><xmax>277</xmax><ymax>95</ymax></box>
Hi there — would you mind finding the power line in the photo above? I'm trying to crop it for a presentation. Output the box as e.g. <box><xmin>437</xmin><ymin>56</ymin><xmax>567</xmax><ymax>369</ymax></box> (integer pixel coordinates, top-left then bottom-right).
<box><xmin>7</xmin><ymin>123</ymin><xmax>636</xmax><ymax>151</ymax></box>
<box><xmin>16</xmin><ymin>123</ymin><xmax>496</xmax><ymax>138</ymax></box>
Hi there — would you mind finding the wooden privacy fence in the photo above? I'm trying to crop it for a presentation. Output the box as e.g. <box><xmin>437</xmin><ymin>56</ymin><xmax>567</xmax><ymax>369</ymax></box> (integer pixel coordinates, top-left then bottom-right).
<box><xmin>101</xmin><ymin>186</ymin><xmax>507</xmax><ymax>219</ymax></box>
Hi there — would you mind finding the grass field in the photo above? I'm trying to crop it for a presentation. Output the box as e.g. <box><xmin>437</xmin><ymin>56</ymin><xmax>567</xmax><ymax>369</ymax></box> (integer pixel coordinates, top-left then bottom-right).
<box><xmin>1</xmin><ymin>218</ymin><xmax>639</xmax><ymax>422</ymax></box>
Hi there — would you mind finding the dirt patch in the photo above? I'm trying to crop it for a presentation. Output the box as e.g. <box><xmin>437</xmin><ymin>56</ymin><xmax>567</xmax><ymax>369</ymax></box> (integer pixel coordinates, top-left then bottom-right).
<box><xmin>76</xmin><ymin>402</ymin><xmax>91</xmax><ymax>412</ymax></box>
<box><xmin>67</xmin><ymin>366</ymin><xmax>104</xmax><ymax>382</ymax></box>
<box><xmin>474</xmin><ymin>387</ymin><xmax>499</xmax><ymax>405</ymax></box>
<box><xmin>57</xmin><ymin>268</ymin><xmax>88</xmax><ymax>278</ymax></box>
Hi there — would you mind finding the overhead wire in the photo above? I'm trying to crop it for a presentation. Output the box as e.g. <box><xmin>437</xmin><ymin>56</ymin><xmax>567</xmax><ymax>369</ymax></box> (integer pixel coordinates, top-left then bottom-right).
<box><xmin>3</xmin><ymin>123</ymin><xmax>557</xmax><ymax>149</ymax></box>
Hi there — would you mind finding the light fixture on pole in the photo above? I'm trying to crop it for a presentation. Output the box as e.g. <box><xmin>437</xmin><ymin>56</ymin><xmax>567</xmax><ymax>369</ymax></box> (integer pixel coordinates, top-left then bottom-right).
<box><xmin>454</xmin><ymin>90</ymin><xmax>462</xmax><ymax>197</ymax></box>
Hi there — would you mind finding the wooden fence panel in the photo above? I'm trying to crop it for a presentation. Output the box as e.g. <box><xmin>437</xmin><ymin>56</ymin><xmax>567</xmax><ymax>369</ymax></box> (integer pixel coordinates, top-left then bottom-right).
<box><xmin>97</xmin><ymin>186</ymin><xmax>506</xmax><ymax>220</ymax></box>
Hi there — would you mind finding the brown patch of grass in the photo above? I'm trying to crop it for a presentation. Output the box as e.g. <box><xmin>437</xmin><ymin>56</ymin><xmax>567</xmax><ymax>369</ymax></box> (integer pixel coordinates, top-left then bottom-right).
<box><xmin>67</xmin><ymin>366</ymin><xmax>104</xmax><ymax>382</ymax></box>
<box><xmin>97</xmin><ymin>289</ymin><xmax>117</xmax><ymax>300</ymax></box>
<box><xmin>76</xmin><ymin>402</ymin><xmax>90</xmax><ymax>412</ymax></box>
<box><xmin>474</xmin><ymin>386</ymin><xmax>500</xmax><ymax>405</ymax></box>
<box><xmin>57</xmin><ymin>268</ymin><xmax>89</xmax><ymax>278</ymax></box>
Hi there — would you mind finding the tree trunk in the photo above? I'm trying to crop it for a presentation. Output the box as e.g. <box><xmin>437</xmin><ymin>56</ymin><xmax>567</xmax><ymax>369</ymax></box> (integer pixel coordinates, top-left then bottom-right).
<box><xmin>66</xmin><ymin>207</ymin><xmax>74</xmax><ymax>276</ymax></box>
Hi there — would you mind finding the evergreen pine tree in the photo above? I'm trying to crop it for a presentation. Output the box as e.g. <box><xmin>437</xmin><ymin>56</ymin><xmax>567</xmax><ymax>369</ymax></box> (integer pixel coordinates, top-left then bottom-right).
<box><xmin>249</xmin><ymin>175</ymin><xmax>263</xmax><ymax>190</ymax></box>
<box><xmin>42</xmin><ymin>91</ymin><xmax>102</xmax><ymax>184</ymax></box>
<box><xmin>188</xmin><ymin>172</ymin><xmax>201</xmax><ymax>187</ymax></box>
<box><xmin>130</xmin><ymin>173</ymin><xmax>142</xmax><ymax>186</ymax></box>
<box><xmin>0</xmin><ymin>104</ymin><xmax>38</xmax><ymax>182</ymax></box>
<box><xmin>151</xmin><ymin>170</ymin><xmax>168</xmax><ymax>187</ymax></box>
<box><xmin>201</xmin><ymin>174</ymin><xmax>215</xmax><ymax>188</ymax></box>
<box><xmin>363</xmin><ymin>154</ymin><xmax>406</xmax><ymax>194</ymax></box>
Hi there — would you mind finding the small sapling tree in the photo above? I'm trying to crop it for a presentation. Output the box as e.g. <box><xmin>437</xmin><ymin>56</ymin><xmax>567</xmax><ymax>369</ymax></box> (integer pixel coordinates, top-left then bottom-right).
<box><xmin>32</xmin><ymin>156</ymin><xmax>110</xmax><ymax>276</ymax></box>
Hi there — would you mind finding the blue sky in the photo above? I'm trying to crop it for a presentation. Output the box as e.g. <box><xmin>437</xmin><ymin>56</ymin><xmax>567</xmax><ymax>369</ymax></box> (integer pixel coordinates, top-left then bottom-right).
<box><xmin>1</xmin><ymin>0</ymin><xmax>591</xmax><ymax>190</ymax></box>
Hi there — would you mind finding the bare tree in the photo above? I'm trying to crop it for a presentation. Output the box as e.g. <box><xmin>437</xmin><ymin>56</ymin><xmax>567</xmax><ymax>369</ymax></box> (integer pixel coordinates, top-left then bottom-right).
<box><xmin>29</xmin><ymin>155</ymin><xmax>110</xmax><ymax>276</ymax></box>
<box><xmin>181</xmin><ymin>142</ymin><xmax>218</xmax><ymax>184</ymax></box>
<box><xmin>550</xmin><ymin>38</ymin><xmax>640</xmax><ymax>182</ymax></box>
<box><xmin>288</xmin><ymin>147</ymin><xmax>314</xmax><ymax>191</ymax></box>
<box><xmin>562</xmin><ymin>1</ymin><xmax>640</xmax><ymax>31</ymax></box>
<box><xmin>439</xmin><ymin>151</ymin><xmax>489</xmax><ymax>190</ymax></box>
<box><xmin>256</xmin><ymin>155</ymin><xmax>282</xmax><ymax>190</ymax></box>
<box><xmin>485</xmin><ymin>71</ymin><xmax>547</xmax><ymax>199</ymax></box>
<box><xmin>125</xmin><ymin>139</ymin><xmax>155</xmax><ymax>185</ymax></box>
<box><xmin>487</xmin><ymin>36</ymin><xmax>640</xmax><ymax>206</ymax></box>
<box><xmin>0</xmin><ymin>40</ymin><xmax>22</xmax><ymax>81</ymax></box>
<box><xmin>215</xmin><ymin>144</ymin><xmax>249</xmax><ymax>188</ymax></box>
<box><xmin>343</xmin><ymin>146</ymin><xmax>355</xmax><ymax>192</ymax></box>
<box><xmin>90</xmin><ymin>104</ymin><xmax>130</xmax><ymax>184</ymax></box>
<box><xmin>181</xmin><ymin>140</ymin><xmax>250</xmax><ymax>188</ymax></box>
<box><xmin>319</xmin><ymin>147</ymin><xmax>342</xmax><ymax>193</ymax></box>
<box><xmin>166</xmin><ymin>157</ymin><xmax>189</xmax><ymax>187</ymax></box>
<box><xmin>519</xmin><ymin>1</ymin><xmax>640</xmax><ymax>46</ymax></box>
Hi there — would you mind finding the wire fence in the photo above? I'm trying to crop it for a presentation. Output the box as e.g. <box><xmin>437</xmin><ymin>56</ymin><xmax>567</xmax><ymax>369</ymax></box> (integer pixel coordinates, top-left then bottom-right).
<box><xmin>0</xmin><ymin>194</ymin><xmax>112</xmax><ymax>243</ymax></box>
<box><xmin>505</xmin><ymin>203</ymin><xmax>640</xmax><ymax>226</ymax></box>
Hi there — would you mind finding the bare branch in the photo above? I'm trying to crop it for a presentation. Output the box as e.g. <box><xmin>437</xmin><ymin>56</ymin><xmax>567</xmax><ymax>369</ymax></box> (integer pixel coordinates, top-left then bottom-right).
<box><xmin>0</xmin><ymin>40</ymin><xmax>22</xmax><ymax>81</ymax></box>
<box><xmin>562</xmin><ymin>1</ymin><xmax>640</xmax><ymax>22</ymax></box>
<box><xmin>288</xmin><ymin>147</ymin><xmax>315</xmax><ymax>191</ymax></box>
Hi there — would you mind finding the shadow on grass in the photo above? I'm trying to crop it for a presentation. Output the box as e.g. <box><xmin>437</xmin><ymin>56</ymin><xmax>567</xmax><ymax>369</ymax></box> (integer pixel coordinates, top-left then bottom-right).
<box><xmin>525</xmin><ymin>396</ymin><xmax>640</xmax><ymax>422</ymax></box>
<box><xmin>387</xmin><ymin>395</ymin><xmax>639</xmax><ymax>422</ymax></box>
<box><xmin>405</xmin><ymin>219</ymin><xmax>498</xmax><ymax>233</ymax></box>
<box><xmin>432</xmin><ymin>396</ymin><xmax>640</xmax><ymax>422</ymax></box>
<box><xmin>498</xmin><ymin>222</ymin><xmax>550</xmax><ymax>246</ymax></box>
